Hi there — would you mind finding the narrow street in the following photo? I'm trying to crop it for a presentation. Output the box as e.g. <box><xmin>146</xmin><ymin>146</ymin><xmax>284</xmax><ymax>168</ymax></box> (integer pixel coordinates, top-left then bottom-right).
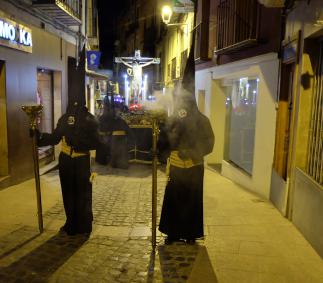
<box><xmin>0</xmin><ymin>164</ymin><xmax>322</xmax><ymax>283</ymax></box>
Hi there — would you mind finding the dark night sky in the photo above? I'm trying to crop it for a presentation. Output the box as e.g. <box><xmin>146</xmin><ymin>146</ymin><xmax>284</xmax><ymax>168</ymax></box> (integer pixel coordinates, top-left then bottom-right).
<box><xmin>97</xmin><ymin>0</ymin><xmax>126</xmax><ymax>69</ymax></box>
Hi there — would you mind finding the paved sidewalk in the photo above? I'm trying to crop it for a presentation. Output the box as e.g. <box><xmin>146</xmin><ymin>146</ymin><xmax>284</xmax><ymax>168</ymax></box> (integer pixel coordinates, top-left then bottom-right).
<box><xmin>0</xmin><ymin>163</ymin><xmax>322</xmax><ymax>282</ymax></box>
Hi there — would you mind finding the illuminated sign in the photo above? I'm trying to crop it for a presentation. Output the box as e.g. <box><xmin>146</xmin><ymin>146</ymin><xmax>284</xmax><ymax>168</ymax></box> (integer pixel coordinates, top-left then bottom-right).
<box><xmin>0</xmin><ymin>17</ymin><xmax>32</xmax><ymax>53</ymax></box>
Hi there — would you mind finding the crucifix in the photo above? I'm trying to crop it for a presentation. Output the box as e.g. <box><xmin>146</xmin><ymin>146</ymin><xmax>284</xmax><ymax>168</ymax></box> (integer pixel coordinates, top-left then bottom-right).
<box><xmin>115</xmin><ymin>50</ymin><xmax>160</xmax><ymax>105</ymax></box>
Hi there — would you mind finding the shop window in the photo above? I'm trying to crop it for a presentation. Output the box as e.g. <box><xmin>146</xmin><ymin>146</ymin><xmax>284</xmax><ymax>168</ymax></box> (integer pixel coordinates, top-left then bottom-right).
<box><xmin>224</xmin><ymin>77</ymin><xmax>259</xmax><ymax>175</ymax></box>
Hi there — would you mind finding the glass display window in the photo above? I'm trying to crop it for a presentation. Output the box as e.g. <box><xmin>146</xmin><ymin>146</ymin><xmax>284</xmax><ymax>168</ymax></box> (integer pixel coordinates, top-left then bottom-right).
<box><xmin>223</xmin><ymin>77</ymin><xmax>259</xmax><ymax>174</ymax></box>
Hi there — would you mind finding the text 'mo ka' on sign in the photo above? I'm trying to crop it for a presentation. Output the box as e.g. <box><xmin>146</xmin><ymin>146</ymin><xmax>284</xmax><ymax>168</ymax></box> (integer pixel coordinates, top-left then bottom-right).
<box><xmin>0</xmin><ymin>17</ymin><xmax>32</xmax><ymax>53</ymax></box>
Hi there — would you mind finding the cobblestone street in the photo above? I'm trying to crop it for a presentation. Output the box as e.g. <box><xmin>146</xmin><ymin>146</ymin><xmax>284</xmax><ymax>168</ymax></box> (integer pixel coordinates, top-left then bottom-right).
<box><xmin>0</xmin><ymin>163</ymin><xmax>322</xmax><ymax>283</ymax></box>
<box><xmin>0</xmin><ymin>164</ymin><xmax>216</xmax><ymax>283</ymax></box>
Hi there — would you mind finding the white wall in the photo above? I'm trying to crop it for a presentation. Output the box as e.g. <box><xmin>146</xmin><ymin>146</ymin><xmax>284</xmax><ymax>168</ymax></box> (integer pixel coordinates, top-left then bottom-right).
<box><xmin>196</xmin><ymin>53</ymin><xmax>279</xmax><ymax>198</ymax></box>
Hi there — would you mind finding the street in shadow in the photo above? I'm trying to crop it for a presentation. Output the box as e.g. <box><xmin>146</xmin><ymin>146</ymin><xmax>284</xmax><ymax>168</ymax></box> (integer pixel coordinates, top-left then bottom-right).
<box><xmin>147</xmin><ymin>242</ymin><xmax>218</xmax><ymax>283</ymax></box>
<box><xmin>0</xmin><ymin>230</ymin><xmax>88</xmax><ymax>283</ymax></box>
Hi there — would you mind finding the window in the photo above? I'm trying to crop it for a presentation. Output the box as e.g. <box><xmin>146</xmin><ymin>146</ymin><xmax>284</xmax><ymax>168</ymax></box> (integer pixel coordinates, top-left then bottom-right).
<box><xmin>180</xmin><ymin>49</ymin><xmax>188</xmax><ymax>77</ymax></box>
<box><xmin>224</xmin><ymin>77</ymin><xmax>259</xmax><ymax>174</ymax></box>
<box><xmin>171</xmin><ymin>57</ymin><xmax>176</xmax><ymax>80</ymax></box>
<box><xmin>195</xmin><ymin>0</ymin><xmax>210</xmax><ymax>60</ymax></box>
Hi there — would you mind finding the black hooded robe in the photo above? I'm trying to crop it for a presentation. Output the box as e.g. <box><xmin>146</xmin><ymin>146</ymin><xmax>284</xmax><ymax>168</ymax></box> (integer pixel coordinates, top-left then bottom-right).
<box><xmin>95</xmin><ymin>112</ymin><xmax>114</xmax><ymax>165</ymax></box>
<box><xmin>38</xmin><ymin>105</ymin><xmax>101</xmax><ymax>235</ymax></box>
<box><xmin>110</xmin><ymin>116</ymin><xmax>130</xmax><ymax>169</ymax></box>
<box><xmin>159</xmin><ymin>105</ymin><xmax>214</xmax><ymax>240</ymax></box>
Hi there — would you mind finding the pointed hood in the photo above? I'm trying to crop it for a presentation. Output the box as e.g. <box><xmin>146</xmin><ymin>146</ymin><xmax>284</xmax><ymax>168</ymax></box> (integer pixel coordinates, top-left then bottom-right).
<box><xmin>181</xmin><ymin>0</ymin><xmax>197</xmax><ymax>99</ymax></box>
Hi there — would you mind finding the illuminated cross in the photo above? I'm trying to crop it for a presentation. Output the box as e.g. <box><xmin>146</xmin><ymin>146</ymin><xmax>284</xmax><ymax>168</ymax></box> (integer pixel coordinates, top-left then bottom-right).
<box><xmin>115</xmin><ymin>50</ymin><xmax>160</xmax><ymax>105</ymax></box>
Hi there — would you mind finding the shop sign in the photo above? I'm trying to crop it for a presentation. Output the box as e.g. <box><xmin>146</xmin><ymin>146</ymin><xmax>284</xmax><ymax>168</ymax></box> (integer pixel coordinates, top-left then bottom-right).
<box><xmin>0</xmin><ymin>17</ymin><xmax>32</xmax><ymax>53</ymax></box>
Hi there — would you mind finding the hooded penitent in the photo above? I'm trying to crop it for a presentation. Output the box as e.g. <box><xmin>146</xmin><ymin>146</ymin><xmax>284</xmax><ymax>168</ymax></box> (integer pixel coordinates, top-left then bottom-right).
<box><xmin>158</xmin><ymin>0</ymin><xmax>215</xmax><ymax>242</ymax></box>
<box><xmin>36</xmin><ymin>99</ymin><xmax>101</xmax><ymax>235</ymax></box>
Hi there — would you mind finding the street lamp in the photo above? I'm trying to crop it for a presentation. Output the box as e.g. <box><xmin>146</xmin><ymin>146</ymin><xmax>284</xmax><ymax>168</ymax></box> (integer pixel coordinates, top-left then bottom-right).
<box><xmin>161</xmin><ymin>4</ymin><xmax>188</xmax><ymax>35</ymax></box>
<box><xmin>161</xmin><ymin>5</ymin><xmax>173</xmax><ymax>25</ymax></box>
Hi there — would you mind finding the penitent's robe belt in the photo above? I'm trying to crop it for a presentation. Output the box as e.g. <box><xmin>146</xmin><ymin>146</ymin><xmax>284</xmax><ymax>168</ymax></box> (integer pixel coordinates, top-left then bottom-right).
<box><xmin>60</xmin><ymin>137</ymin><xmax>89</xmax><ymax>158</ymax></box>
<box><xmin>166</xmin><ymin>150</ymin><xmax>203</xmax><ymax>180</ymax></box>
<box><xmin>112</xmin><ymin>130</ymin><xmax>126</xmax><ymax>136</ymax></box>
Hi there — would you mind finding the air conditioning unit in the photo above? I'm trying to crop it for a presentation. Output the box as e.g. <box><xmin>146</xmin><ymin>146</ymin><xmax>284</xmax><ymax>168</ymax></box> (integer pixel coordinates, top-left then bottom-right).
<box><xmin>258</xmin><ymin>0</ymin><xmax>285</xmax><ymax>7</ymax></box>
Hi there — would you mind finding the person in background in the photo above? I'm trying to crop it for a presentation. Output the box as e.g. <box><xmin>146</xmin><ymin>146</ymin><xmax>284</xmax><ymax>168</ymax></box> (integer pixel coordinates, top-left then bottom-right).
<box><xmin>95</xmin><ymin>96</ymin><xmax>113</xmax><ymax>165</ymax></box>
<box><xmin>110</xmin><ymin>106</ymin><xmax>130</xmax><ymax>169</ymax></box>
<box><xmin>158</xmin><ymin>90</ymin><xmax>214</xmax><ymax>244</ymax></box>
<box><xmin>37</xmin><ymin>101</ymin><xmax>101</xmax><ymax>235</ymax></box>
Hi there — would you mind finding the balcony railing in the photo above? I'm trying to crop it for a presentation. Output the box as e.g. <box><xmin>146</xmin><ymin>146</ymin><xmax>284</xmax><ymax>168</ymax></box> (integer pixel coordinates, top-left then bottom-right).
<box><xmin>33</xmin><ymin>0</ymin><xmax>82</xmax><ymax>26</ymax></box>
<box><xmin>215</xmin><ymin>0</ymin><xmax>260</xmax><ymax>54</ymax></box>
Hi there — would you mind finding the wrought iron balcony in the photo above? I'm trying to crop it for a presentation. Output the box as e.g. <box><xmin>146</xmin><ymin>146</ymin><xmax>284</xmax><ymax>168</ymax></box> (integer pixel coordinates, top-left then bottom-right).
<box><xmin>215</xmin><ymin>0</ymin><xmax>260</xmax><ymax>54</ymax></box>
<box><xmin>33</xmin><ymin>0</ymin><xmax>82</xmax><ymax>26</ymax></box>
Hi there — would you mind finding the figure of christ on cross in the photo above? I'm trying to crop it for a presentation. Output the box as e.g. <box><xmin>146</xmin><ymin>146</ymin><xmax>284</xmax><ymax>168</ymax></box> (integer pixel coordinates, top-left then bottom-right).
<box><xmin>115</xmin><ymin>50</ymin><xmax>160</xmax><ymax>105</ymax></box>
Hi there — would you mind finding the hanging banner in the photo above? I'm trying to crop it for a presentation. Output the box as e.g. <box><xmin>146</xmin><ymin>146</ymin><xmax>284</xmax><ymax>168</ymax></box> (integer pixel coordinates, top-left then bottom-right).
<box><xmin>0</xmin><ymin>17</ymin><xmax>32</xmax><ymax>53</ymax></box>
<box><xmin>86</xmin><ymin>50</ymin><xmax>101</xmax><ymax>70</ymax></box>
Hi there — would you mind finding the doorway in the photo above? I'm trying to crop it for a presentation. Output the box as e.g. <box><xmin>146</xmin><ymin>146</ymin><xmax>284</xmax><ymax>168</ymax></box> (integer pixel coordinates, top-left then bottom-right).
<box><xmin>0</xmin><ymin>61</ymin><xmax>8</xmax><ymax>178</ymax></box>
<box><xmin>37</xmin><ymin>69</ymin><xmax>54</xmax><ymax>164</ymax></box>
<box><xmin>273</xmin><ymin>63</ymin><xmax>295</xmax><ymax>180</ymax></box>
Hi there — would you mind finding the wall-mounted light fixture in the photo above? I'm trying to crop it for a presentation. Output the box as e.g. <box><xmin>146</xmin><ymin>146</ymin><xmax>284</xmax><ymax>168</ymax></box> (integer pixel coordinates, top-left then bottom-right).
<box><xmin>161</xmin><ymin>4</ymin><xmax>188</xmax><ymax>35</ymax></box>
<box><xmin>161</xmin><ymin>5</ymin><xmax>173</xmax><ymax>25</ymax></box>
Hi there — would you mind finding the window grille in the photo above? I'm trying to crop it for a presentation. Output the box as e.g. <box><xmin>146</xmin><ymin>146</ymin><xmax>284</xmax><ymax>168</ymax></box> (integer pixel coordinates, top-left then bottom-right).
<box><xmin>306</xmin><ymin>41</ymin><xmax>323</xmax><ymax>185</ymax></box>
<box><xmin>216</xmin><ymin>0</ymin><xmax>260</xmax><ymax>53</ymax></box>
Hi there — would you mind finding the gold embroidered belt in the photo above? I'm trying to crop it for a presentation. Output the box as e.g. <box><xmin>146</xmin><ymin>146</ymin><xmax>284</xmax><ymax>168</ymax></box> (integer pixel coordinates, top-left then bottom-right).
<box><xmin>166</xmin><ymin>150</ymin><xmax>202</xmax><ymax>178</ymax></box>
<box><xmin>61</xmin><ymin>137</ymin><xmax>89</xmax><ymax>158</ymax></box>
<box><xmin>112</xmin><ymin>130</ymin><xmax>126</xmax><ymax>136</ymax></box>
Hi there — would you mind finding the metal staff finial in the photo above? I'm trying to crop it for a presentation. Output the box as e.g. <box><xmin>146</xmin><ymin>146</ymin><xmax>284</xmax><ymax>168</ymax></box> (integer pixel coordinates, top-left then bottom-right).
<box><xmin>22</xmin><ymin>104</ymin><xmax>44</xmax><ymax>233</ymax></box>
<box><xmin>22</xmin><ymin>104</ymin><xmax>43</xmax><ymax>129</ymax></box>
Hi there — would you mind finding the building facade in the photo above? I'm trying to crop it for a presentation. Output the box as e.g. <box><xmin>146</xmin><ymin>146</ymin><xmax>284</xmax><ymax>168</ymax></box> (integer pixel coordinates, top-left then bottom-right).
<box><xmin>193</xmin><ymin>0</ymin><xmax>323</xmax><ymax>258</ymax></box>
<box><xmin>195</xmin><ymin>0</ymin><xmax>282</xmax><ymax>198</ymax></box>
<box><xmin>158</xmin><ymin>12</ymin><xmax>195</xmax><ymax>98</ymax></box>
<box><xmin>0</xmin><ymin>0</ymin><xmax>89</xmax><ymax>188</ymax></box>
<box><xmin>270</xmin><ymin>0</ymin><xmax>323</xmax><ymax>257</ymax></box>
<box><xmin>85</xmin><ymin>0</ymin><xmax>109</xmax><ymax>116</ymax></box>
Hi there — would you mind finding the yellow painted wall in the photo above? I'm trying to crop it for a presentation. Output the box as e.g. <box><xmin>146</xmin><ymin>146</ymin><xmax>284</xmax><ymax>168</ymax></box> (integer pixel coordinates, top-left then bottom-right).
<box><xmin>162</xmin><ymin>13</ymin><xmax>194</xmax><ymax>88</ymax></box>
